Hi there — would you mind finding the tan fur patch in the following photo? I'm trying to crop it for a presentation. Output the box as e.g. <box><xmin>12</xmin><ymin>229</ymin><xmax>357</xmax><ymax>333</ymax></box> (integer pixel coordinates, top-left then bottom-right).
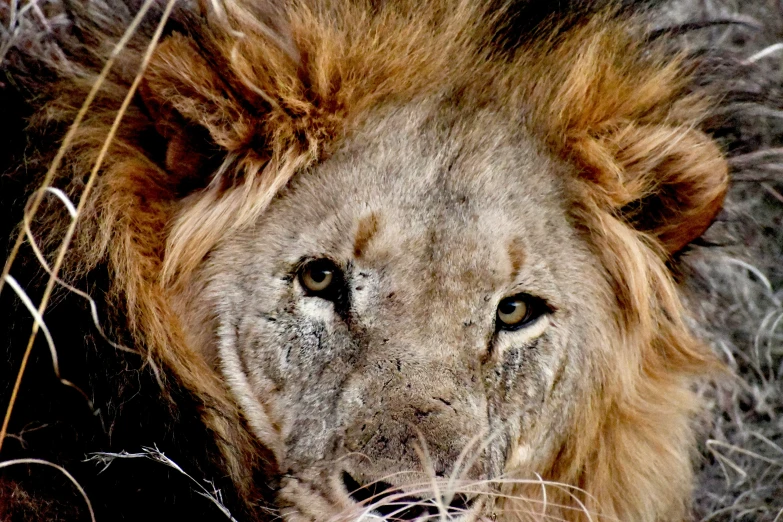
<box><xmin>353</xmin><ymin>212</ymin><xmax>380</xmax><ymax>258</ymax></box>
<box><xmin>507</xmin><ymin>237</ymin><xmax>526</xmax><ymax>281</ymax></box>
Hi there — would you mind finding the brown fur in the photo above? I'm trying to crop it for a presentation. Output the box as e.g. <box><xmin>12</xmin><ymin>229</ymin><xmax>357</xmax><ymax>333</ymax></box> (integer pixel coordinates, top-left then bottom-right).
<box><xmin>9</xmin><ymin>0</ymin><xmax>729</xmax><ymax>520</ymax></box>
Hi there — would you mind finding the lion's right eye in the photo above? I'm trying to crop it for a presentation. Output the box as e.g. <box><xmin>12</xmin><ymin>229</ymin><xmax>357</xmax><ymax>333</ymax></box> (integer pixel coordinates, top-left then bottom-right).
<box><xmin>299</xmin><ymin>258</ymin><xmax>339</xmax><ymax>296</ymax></box>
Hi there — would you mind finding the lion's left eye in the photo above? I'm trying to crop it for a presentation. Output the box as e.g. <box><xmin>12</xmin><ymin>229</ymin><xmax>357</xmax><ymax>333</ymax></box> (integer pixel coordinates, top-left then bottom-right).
<box><xmin>496</xmin><ymin>294</ymin><xmax>546</xmax><ymax>330</ymax></box>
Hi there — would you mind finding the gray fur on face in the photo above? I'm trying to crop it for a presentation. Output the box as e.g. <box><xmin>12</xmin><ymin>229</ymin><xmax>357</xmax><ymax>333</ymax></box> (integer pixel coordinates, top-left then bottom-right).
<box><xmin>195</xmin><ymin>101</ymin><xmax>609</xmax><ymax>506</ymax></box>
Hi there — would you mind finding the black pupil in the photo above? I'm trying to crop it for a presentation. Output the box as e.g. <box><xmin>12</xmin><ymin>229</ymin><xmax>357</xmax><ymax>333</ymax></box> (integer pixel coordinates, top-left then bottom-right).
<box><xmin>310</xmin><ymin>268</ymin><xmax>329</xmax><ymax>283</ymax></box>
<box><xmin>499</xmin><ymin>300</ymin><xmax>519</xmax><ymax>316</ymax></box>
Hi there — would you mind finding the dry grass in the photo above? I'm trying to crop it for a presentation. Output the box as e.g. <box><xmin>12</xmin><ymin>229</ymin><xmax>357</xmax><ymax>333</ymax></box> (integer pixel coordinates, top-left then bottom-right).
<box><xmin>653</xmin><ymin>1</ymin><xmax>783</xmax><ymax>520</ymax></box>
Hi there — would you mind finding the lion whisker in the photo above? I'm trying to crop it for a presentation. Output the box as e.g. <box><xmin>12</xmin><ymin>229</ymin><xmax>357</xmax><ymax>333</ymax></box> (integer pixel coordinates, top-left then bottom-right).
<box><xmin>339</xmin><ymin>472</ymin><xmax>609</xmax><ymax>521</ymax></box>
<box><xmin>448</xmin><ymin>488</ymin><xmax>611</xmax><ymax>519</ymax></box>
<box><xmin>443</xmin><ymin>430</ymin><xmax>485</xmax><ymax>506</ymax></box>
<box><xmin>411</xmin><ymin>430</ymin><xmax>448</xmax><ymax>521</ymax></box>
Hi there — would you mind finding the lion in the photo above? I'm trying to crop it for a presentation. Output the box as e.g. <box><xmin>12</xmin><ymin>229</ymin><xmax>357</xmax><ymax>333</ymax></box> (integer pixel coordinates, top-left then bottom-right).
<box><xmin>0</xmin><ymin>0</ymin><xmax>741</xmax><ymax>520</ymax></box>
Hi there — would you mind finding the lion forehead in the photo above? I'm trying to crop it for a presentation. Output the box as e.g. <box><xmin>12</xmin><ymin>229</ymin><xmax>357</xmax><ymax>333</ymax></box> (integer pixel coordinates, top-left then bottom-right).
<box><xmin>210</xmin><ymin>103</ymin><xmax>593</xmax><ymax>325</ymax></box>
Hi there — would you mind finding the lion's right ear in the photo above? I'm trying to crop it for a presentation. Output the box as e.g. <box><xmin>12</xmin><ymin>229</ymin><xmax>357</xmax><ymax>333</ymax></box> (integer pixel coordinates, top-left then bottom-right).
<box><xmin>139</xmin><ymin>78</ymin><xmax>222</xmax><ymax>194</ymax></box>
<box><xmin>139</xmin><ymin>32</ymin><xmax>276</xmax><ymax>193</ymax></box>
<box><xmin>138</xmin><ymin>28</ymin><xmax>309</xmax><ymax>286</ymax></box>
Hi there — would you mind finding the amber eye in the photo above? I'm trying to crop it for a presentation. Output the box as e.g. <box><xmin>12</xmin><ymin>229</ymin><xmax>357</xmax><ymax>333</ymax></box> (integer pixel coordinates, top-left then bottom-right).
<box><xmin>496</xmin><ymin>294</ymin><xmax>545</xmax><ymax>330</ymax></box>
<box><xmin>299</xmin><ymin>258</ymin><xmax>338</xmax><ymax>295</ymax></box>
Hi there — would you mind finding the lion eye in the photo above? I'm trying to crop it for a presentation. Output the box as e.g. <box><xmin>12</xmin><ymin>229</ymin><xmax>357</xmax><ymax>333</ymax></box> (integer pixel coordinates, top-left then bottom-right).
<box><xmin>496</xmin><ymin>294</ymin><xmax>545</xmax><ymax>330</ymax></box>
<box><xmin>299</xmin><ymin>258</ymin><xmax>338</xmax><ymax>295</ymax></box>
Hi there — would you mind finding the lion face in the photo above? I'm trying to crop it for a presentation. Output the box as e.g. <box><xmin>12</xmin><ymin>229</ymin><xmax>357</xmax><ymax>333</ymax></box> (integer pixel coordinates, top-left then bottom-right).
<box><xmin>8</xmin><ymin>0</ymin><xmax>730</xmax><ymax>519</ymax></box>
<box><xmin>190</xmin><ymin>103</ymin><xmax>612</xmax><ymax>520</ymax></box>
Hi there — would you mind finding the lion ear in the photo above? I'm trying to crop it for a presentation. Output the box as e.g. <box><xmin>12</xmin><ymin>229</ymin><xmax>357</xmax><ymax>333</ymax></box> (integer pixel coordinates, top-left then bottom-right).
<box><xmin>139</xmin><ymin>88</ymin><xmax>223</xmax><ymax>193</ymax></box>
<box><xmin>138</xmin><ymin>33</ymin><xmax>259</xmax><ymax>192</ymax></box>
<box><xmin>582</xmin><ymin>124</ymin><xmax>729</xmax><ymax>254</ymax></box>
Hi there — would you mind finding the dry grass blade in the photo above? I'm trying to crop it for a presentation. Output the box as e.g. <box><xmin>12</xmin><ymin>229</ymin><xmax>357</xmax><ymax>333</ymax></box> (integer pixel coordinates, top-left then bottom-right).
<box><xmin>0</xmin><ymin>0</ymin><xmax>179</xmax><ymax>452</ymax></box>
<box><xmin>0</xmin><ymin>0</ymin><xmax>161</xmax><ymax>300</ymax></box>
<box><xmin>19</xmin><ymin>187</ymin><xmax>164</xmax><ymax>385</ymax></box>
<box><xmin>3</xmin><ymin>274</ymin><xmax>95</xmax><ymax>409</ymax></box>
<box><xmin>707</xmin><ymin>440</ymin><xmax>783</xmax><ymax>470</ymax></box>
<box><xmin>86</xmin><ymin>446</ymin><xmax>240</xmax><ymax>521</ymax></box>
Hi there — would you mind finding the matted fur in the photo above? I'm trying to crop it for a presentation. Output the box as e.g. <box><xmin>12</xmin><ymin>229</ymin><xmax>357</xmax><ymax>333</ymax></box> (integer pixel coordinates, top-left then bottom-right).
<box><xmin>0</xmin><ymin>0</ymin><xmax>750</xmax><ymax>521</ymax></box>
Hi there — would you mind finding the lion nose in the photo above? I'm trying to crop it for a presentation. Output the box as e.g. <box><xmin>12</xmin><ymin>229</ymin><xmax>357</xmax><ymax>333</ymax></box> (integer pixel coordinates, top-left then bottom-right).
<box><xmin>341</xmin><ymin>471</ymin><xmax>473</xmax><ymax>520</ymax></box>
